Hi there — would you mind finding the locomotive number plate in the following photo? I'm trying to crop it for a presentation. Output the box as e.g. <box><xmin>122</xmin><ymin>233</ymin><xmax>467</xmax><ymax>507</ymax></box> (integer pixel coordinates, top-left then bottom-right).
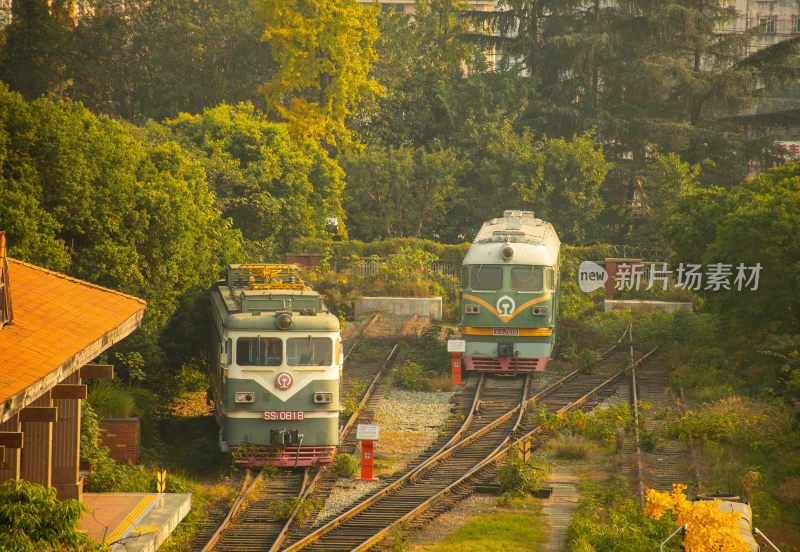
<box><xmin>492</xmin><ymin>328</ymin><xmax>519</xmax><ymax>336</ymax></box>
<box><xmin>263</xmin><ymin>411</ymin><xmax>305</xmax><ymax>421</ymax></box>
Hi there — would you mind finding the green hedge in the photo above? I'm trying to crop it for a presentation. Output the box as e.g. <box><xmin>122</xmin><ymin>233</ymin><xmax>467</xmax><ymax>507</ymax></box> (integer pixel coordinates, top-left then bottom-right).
<box><xmin>289</xmin><ymin>237</ymin><xmax>471</xmax><ymax>266</ymax></box>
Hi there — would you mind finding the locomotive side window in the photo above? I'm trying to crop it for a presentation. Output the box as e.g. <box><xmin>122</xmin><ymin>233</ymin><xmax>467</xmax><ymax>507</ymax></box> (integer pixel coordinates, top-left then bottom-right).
<box><xmin>545</xmin><ymin>267</ymin><xmax>554</xmax><ymax>290</ymax></box>
<box><xmin>473</xmin><ymin>266</ymin><xmax>502</xmax><ymax>290</ymax></box>
<box><xmin>461</xmin><ymin>266</ymin><xmax>469</xmax><ymax>289</ymax></box>
<box><xmin>511</xmin><ymin>266</ymin><xmax>543</xmax><ymax>291</ymax></box>
<box><xmin>236</xmin><ymin>337</ymin><xmax>282</xmax><ymax>366</ymax></box>
<box><xmin>287</xmin><ymin>337</ymin><xmax>333</xmax><ymax>366</ymax></box>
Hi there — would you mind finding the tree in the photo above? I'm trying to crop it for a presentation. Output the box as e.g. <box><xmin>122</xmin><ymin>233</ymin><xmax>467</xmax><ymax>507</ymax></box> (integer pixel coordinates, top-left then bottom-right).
<box><xmin>663</xmin><ymin>161</ymin><xmax>800</xmax><ymax>333</ymax></box>
<box><xmin>255</xmin><ymin>0</ymin><xmax>383</xmax><ymax>150</ymax></box>
<box><xmin>0</xmin><ymin>85</ymin><xmax>243</xmax><ymax>374</ymax></box>
<box><xmin>161</xmin><ymin>103</ymin><xmax>347</xmax><ymax>257</ymax></box>
<box><xmin>0</xmin><ymin>0</ymin><xmax>75</xmax><ymax>100</ymax></box>
<box><xmin>67</xmin><ymin>0</ymin><xmax>275</xmax><ymax>121</ymax></box>
<box><xmin>0</xmin><ymin>480</ymin><xmax>109</xmax><ymax>552</ymax></box>
<box><xmin>341</xmin><ymin>145</ymin><xmax>460</xmax><ymax>239</ymax></box>
<box><xmin>645</xmin><ymin>484</ymin><xmax>749</xmax><ymax>552</ymax></box>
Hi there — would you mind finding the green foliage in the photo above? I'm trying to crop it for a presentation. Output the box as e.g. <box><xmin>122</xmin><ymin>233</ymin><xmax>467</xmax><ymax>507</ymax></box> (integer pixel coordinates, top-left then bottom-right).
<box><xmin>664</xmin><ymin>161</ymin><xmax>800</xmax><ymax>334</ymax></box>
<box><xmin>340</xmin><ymin>145</ymin><xmax>460</xmax><ymax>240</ymax></box>
<box><xmin>307</xmin><ymin>246</ymin><xmax>459</xmax><ymax>320</ymax></box>
<box><xmin>161</xmin><ymin>103</ymin><xmax>347</xmax><ymax>255</ymax></box>
<box><xmin>266</xmin><ymin>497</ymin><xmax>321</xmax><ymax>523</ymax></box>
<box><xmin>496</xmin><ymin>454</ymin><xmax>552</xmax><ymax>498</ymax></box>
<box><xmin>563</xmin><ymin>348</ymin><xmax>602</xmax><ymax>374</ymax></box>
<box><xmin>290</xmin><ymin>237</ymin><xmax>470</xmax><ymax>266</ymax></box>
<box><xmin>566</xmin><ymin>476</ymin><xmax>677</xmax><ymax>552</ymax></box>
<box><xmin>340</xmin><ymin>381</ymin><xmax>366</xmax><ymax>420</ymax></box>
<box><xmin>256</xmin><ymin>0</ymin><xmax>382</xmax><ymax>150</ymax></box>
<box><xmin>0</xmin><ymin>480</ymin><xmax>109</xmax><ymax>552</ymax></box>
<box><xmin>550</xmin><ymin>402</ymin><xmax>637</xmax><ymax>448</ymax></box>
<box><xmin>0</xmin><ymin>86</ymin><xmax>243</xmax><ymax>377</ymax></box>
<box><xmin>87</xmin><ymin>381</ymin><xmax>136</xmax><ymax>419</ymax></box>
<box><xmin>393</xmin><ymin>361</ymin><xmax>430</xmax><ymax>391</ymax></box>
<box><xmin>334</xmin><ymin>453</ymin><xmax>359</xmax><ymax>478</ymax></box>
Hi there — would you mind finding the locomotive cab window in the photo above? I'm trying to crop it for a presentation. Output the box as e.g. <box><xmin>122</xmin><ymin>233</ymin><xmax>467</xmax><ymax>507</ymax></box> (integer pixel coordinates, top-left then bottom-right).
<box><xmin>236</xmin><ymin>337</ymin><xmax>282</xmax><ymax>366</ymax></box>
<box><xmin>287</xmin><ymin>337</ymin><xmax>333</xmax><ymax>366</ymax></box>
<box><xmin>511</xmin><ymin>266</ymin><xmax>543</xmax><ymax>291</ymax></box>
<box><xmin>473</xmin><ymin>266</ymin><xmax>503</xmax><ymax>290</ymax></box>
<box><xmin>545</xmin><ymin>267</ymin><xmax>555</xmax><ymax>290</ymax></box>
<box><xmin>460</xmin><ymin>266</ymin><xmax>469</xmax><ymax>289</ymax></box>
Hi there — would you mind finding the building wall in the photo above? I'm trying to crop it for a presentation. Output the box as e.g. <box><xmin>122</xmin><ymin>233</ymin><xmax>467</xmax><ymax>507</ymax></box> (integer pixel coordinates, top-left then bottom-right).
<box><xmin>99</xmin><ymin>418</ymin><xmax>141</xmax><ymax>466</ymax></box>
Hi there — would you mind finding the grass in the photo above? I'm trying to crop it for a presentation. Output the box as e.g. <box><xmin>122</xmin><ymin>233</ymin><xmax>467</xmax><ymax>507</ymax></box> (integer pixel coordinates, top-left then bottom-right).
<box><xmin>411</xmin><ymin>497</ymin><xmax>546</xmax><ymax>552</ymax></box>
<box><xmin>542</xmin><ymin>434</ymin><xmax>597</xmax><ymax>460</ymax></box>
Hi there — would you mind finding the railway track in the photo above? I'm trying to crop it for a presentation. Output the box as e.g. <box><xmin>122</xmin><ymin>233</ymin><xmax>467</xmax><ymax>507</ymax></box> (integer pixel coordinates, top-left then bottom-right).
<box><xmin>194</xmin><ymin>314</ymin><xmax>402</xmax><ymax>552</ymax></box>
<box><xmin>277</xmin><ymin>347</ymin><xmax>633</xmax><ymax>552</ymax></box>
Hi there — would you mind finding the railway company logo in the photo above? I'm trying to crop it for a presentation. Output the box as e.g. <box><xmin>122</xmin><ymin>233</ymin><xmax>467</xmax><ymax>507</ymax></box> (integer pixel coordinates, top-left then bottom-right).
<box><xmin>578</xmin><ymin>261</ymin><xmax>608</xmax><ymax>292</ymax></box>
<box><xmin>496</xmin><ymin>296</ymin><xmax>516</xmax><ymax>317</ymax></box>
<box><xmin>274</xmin><ymin>372</ymin><xmax>294</xmax><ymax>391</ymax></box>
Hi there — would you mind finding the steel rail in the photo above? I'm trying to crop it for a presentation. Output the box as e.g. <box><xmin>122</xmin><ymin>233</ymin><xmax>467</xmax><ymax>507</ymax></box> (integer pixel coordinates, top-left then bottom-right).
<box><xmin>280</xmin><ymin>376</ymin><xmax>528</xmax><ymax>552</ymax></box>
<box><xmin>268</xmin><ymin>341</ymin><xmax>399</xmax><ymax>552</ymax></box>
<box><xmin>200</xmin><ymin>469</ymin><xmax>259</xmax><ymax>552</ymax></box>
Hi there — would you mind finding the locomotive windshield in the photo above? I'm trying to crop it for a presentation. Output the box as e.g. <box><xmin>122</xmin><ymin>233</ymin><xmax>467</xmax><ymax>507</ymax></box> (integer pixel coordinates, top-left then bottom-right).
<box><xmin>236</xmin><ymin>337</ymin><xmax>282</xmax><ymax>366</ymax></box>
<box><xmin>511</xmin><ymin>266</ymin><xmax>544</xmax><ymax>291</ymax></box>
<box><xmin>287</xmin><ymin>337</ymin><xmax>333</xmax><ymax>366</ymax></box>
<box><xmin>472</xmin><ymin>266</ymin><xmax>503</xmax><ymax>290</ymax></box>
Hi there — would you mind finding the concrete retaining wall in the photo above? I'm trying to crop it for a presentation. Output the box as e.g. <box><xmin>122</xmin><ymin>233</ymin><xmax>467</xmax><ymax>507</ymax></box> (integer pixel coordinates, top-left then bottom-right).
<box><xmin>355</xmin><ymin>297</ymin><xmax>442</xmax><ymax>320</ymax></box>
<box><xmin>604</xmin><ymin>300</ymin><xmax>693</xmax><ymax>313</ymax></box>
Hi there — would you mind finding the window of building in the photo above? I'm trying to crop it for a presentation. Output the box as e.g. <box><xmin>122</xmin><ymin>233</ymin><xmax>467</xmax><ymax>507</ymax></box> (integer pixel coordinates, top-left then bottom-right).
<box><xmin>472</xmin><ymin>266</ymin><xmax>503</xmax><ymax>290</ymax></box>
<box><xmin>793</xmin><ymin>16</ymin><xmax>800</xmax><ymax>34</ymax></box>
<box><xmin>287</xmin><ymin>337</ymin><xmax>333</xmax><ymax>366</ymax></box>
<box><xmin>237</xmin><ymin>337</ymin><xmax>282</xmax><ymax>366</ymax></box>
<box><xmin>759</xmin><ymin>16</ymin><xmax>777</xmax><ymax>33</ymax></box>
<box><xmin>511</xmin><ymin>266</ymin><xmax>544</xmax><ymax>291</ymax></box>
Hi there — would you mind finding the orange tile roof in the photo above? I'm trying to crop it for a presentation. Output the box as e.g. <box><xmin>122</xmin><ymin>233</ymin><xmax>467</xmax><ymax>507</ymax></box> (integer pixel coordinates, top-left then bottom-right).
<box><xmin>0</xmin><ymin>259</ymin><xmax>146</xmax><ymax>413</ymax></box>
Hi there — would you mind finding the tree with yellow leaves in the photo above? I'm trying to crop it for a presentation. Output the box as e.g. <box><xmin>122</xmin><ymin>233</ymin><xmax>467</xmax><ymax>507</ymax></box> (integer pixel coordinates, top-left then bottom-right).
<box><xmin>644</xmin><ymin>484</ymin><xmax>750</xmax><ymax>552</ymax></box>
<box><xmin>255</xmin><ymin>0</ymin><xmax>383</xmax><ymax>151</ymax></box>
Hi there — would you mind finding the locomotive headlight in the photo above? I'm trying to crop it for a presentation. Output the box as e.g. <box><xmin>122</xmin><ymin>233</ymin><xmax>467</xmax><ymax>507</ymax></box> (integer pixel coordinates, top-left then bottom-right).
<box><xmin>500</xmin><ymin>244</ymin><xmax>515</xmax><ymax>261</ymax></box>
<box><xmin>276</xmin><ymin>313</ymin><xmax>293</xmax><ymax>330</ymax></box>
<box><xmin>531</xmin><ymin>306</ymin><xmax>549</xmax><ymax>316</ymax></box>
<box><xmin>234</xmin><ymin>391</ymin><xmax>255</xmax><ymax>404</ymax></box>
<box><xmin>313</xmin><ymin>392</ymin><xmax>333</xmax><ymax>404</ymax></box>
<box><xmin>465</xmin><ymin>304</ymin><xmax>481</xmax><ymax>314</ymax></box>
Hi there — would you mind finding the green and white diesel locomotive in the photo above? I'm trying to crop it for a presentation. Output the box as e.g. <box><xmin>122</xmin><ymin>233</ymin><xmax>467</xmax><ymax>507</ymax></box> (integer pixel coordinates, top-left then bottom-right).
<box><xmin>210</xmin><ymin>264</ymin><xmax>341</xmax><ymax>467</ymax></box>
<box><xmin>459</xmin><ymin>211</ymin><xmax>561</xmax><ymax>373</ymax></box>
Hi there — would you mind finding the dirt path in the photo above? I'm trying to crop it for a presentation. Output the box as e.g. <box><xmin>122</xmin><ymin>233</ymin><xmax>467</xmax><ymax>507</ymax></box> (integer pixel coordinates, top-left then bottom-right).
<box><xmin>541</xmin><ymin>467</ymin><xmax>582</xmax><ymax>552</ymax></box>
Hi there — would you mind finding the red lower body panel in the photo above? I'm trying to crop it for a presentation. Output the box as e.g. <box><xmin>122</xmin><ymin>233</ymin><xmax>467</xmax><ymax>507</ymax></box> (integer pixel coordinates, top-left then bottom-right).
<box><xmin>231</xmin><ymin>445</ymin><xmax>336</xmax><ymax>467</ymax></box>
<box><xmin>464</xmin><ymin>356</ymin><xmax>548</xmax><ymax>372</ymax></box>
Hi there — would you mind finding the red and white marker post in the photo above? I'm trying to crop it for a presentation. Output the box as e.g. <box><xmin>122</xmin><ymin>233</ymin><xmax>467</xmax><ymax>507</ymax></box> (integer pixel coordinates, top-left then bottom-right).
<box><xmin>355</xmin><ymin>424</ymin><xmax>379</xmax><ymax>482</ymax></box>
<box><xmin>447</xmin><ymin>339</ymin><xmax>466</xmax><ymax>386</ymax></box>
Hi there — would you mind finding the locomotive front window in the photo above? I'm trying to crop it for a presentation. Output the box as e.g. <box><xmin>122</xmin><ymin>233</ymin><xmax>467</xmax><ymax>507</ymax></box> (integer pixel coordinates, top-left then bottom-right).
<box><xmin>473</xmin><ymin>266</ymin><xmax>502</xmax><ymax>290</ymax></box>
<box><xmin>461</xmin><ymin>267</ymin><xmax>469</xmax><ymax>289</ymax></box>
<box><xmin>511</xmin><ymin>266</ymin><xmax>543</xmax><ymax>291</ymax></box>
<box><xmin>287</xmin><ymin>337</ymin><xmax>333</xmax><ymax>366</ymax></box>
<box><xmin>236</xmin><ymin>337</ymin><xmax>282</xmax><ymax>366</ymax></box>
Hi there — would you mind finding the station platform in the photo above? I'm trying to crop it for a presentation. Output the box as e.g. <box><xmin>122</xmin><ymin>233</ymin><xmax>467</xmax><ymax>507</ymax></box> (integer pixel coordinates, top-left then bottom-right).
<box><xmin>79</xmin><ymin>492</ymin><xmax>191</xmax><ymax>551</ymax></box>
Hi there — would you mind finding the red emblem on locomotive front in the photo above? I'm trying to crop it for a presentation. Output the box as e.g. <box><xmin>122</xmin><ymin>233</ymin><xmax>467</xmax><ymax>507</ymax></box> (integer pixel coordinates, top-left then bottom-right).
<box><xmin>274</xmin><ymin>372</ymin><xmax>294</xmax><ymax>390</ymax></box>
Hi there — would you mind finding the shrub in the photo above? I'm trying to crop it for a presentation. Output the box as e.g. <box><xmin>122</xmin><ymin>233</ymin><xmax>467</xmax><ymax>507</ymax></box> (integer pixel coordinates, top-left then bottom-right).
<box><xmin>0</xmin><ymin>480</ymin><xmax>109</xmax><ymax>552</ymax></box>
<box><xmin>87</xmin><ymin>380</ymin><xmax>135</xmax><ymax>419</ymax></box>
<box><xmin>497</xmin><ymin>454</ymin><xmax>552</xmax><ymax>498</ymax></box>
<box><xmin>266</xmin><ymin>497</ymin><xmax>321</xmax><ymax>523</ymax></box>
<box><xmin>544</xmin><ymin>434</ymin><xmax>594</xmax><ymax>460</ymax></box>
<box><xmin>334</xmin><ymin>453</ymin><xmax>359</xmax><ymax>478</ymax></box>
<box><xmin>340</xmin><ymin>382</ymin><xmax>366</xmax><ymax>420</ymax></box>
<box><xmin>393</xmin><ymin>361</ymin><xmax>429</xmax><ymax>391</ymax></box>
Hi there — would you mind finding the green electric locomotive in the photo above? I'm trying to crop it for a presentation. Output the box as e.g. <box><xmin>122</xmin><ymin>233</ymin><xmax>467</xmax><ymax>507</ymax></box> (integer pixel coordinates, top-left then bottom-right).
<box><xmin>209</xmin><ymin>264</ymin><xmax>341</xmax><ymax>467</ymax></box>
<box><xmin>459</xmin><ymin>210</ymin><xmax>561</xmax><ymax>372</ymax></box>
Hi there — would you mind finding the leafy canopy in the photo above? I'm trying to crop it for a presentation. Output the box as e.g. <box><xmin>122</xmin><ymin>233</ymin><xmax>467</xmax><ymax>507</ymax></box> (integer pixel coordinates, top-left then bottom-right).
<box><xmin>256</xmin><ymin>0</ymin><xmax>383</xmax><ymax>150</ymax></box>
